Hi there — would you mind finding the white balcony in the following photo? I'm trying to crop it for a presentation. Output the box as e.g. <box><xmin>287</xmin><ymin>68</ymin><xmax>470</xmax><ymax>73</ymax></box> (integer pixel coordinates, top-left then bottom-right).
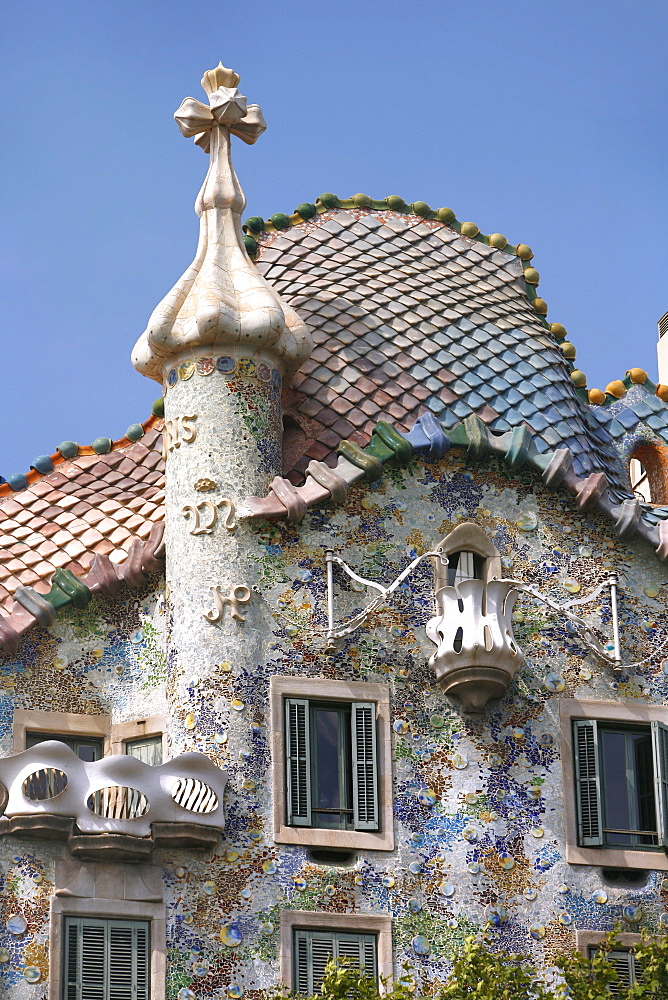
<box><xmin>426</xmin><ymin>578</ymin><xmax>525</xmax><ymax>712</ymax></box>
<box><xmin>0</xmin><ymin>742</ymin><xmax>228</xmax><ymax>859</ymax></box>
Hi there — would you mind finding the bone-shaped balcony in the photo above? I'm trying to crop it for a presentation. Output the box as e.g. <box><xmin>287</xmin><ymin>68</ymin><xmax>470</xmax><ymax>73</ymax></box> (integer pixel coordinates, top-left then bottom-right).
<box><xmin>0</xmin><ymin>742</ymin><xmax>228</xmax><ymax>860</ymax></box>
<box><xmin>426</xmin><ymin>579</ymin><xmax>525</xmax><ymax>712</ymax></box>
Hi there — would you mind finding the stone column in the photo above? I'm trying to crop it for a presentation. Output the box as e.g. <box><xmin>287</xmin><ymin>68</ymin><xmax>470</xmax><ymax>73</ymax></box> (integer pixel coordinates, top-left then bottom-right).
<box><xmin>132</xmin><ymin>63</ymin><xmax>310</xmax><ymax>752</ymax></box>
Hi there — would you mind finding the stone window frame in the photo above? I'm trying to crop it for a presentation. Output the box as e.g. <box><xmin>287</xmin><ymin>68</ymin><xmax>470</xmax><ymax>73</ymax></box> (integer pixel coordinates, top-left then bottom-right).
<box><xmin>560</xmin><ymin>697</ymin><xmax>668</xmax><ymax>871</ymax></box>
<box><xmin>575</xmin><ymin>929</ymin><xmax>643</xmax><ymax>987</ymax></box>
<box><xmin>49</xmin><ymin>896</ymin><xmax>166</xmax><ymax>1000</ymax></box>
<box><xmin>13</xmin><ymin>709</ymin><xmax>167</xmax><ymax>759</ymax></box>
<box><xmin>270</xmin><ymin>676</ymin><xmax>394</xmax><ymax>852</ymax></box>
<box><xmin>575</xmin><ymin>928</ymin><xmax>642</xmax><ymax>958</ymax></box>
<box><xmin>279</xmin><ymin>909</ymin><xmax>393</xmax><ymax>993</ymax></box>
<box><xmin>433</xmin><ymin>522</ymin><xmax>502</xmax><ymax>589</ymax></box>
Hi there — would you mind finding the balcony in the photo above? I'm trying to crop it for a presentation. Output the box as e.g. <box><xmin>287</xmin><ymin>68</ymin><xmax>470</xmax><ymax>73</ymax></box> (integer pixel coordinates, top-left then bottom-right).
<box><xmin>426</xmin><ymin>578</ymin><xmax>525</xmax><ymax>712</ymax></box>
<box><xmin>0</xmin><ymin>741</ymin><xmax>228</xmax><ymax>861</ymax></box>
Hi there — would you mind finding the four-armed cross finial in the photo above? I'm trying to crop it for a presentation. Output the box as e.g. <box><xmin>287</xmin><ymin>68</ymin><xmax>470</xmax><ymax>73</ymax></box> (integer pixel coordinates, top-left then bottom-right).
<box><xmin>174</xmin><ymin>62</ymin><xmax>266</xmax><ymax>151</ymax></box>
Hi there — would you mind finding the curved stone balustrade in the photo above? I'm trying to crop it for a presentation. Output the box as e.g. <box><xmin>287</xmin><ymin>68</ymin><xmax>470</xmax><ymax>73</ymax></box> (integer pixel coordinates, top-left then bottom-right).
<box><xmin>426</xmin><ymin>579</ymin><xmax>525</xmax><ymax>712</ymax></box>
<box><xmin>0</xmin><ymin>742</ymin><xmax>227</xmax><ymax>839</ymax></box>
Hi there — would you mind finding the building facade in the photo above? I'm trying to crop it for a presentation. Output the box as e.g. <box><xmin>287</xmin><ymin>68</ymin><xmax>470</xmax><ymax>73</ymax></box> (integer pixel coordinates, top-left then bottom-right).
<box><xmin>1</xmin><ymin>63</ymin><xmax>668</xmax><ymax>998</ymax></box>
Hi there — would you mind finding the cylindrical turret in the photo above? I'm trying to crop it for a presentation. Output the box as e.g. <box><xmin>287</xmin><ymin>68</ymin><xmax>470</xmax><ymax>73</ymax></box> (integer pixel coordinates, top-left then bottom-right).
<box><xmin>131</xmin><ymin>63</ymin><xmax>311</xmax><ymax>752</ymax></box>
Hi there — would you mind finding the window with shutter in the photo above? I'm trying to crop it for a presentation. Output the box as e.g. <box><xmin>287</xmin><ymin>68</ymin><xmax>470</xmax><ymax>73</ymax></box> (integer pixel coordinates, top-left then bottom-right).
<box><xmin>293</xmin><ymin>929</ymin><xmax>377</xmax><ymax>995</ymax></box>
<box><xmin>574</xmin><ymin>720</ymin><xmax>666</xmax><ymax>850</ymax></box>
<box><xmin>652</xmin><ymin>720</ymin><xmax>668</xmax><ymax>847</ymax></box>
<box><xmin>63</xmin><ymin>917</ymin><xmax>150</xmax><ymax>1000</ymax></box>
<box><xmin>125</xmin><ymin>736</ymin><xmax>163</xmax><ymax>767</ymax></box>
<box><xmin>352</xmin><ymin>702</ymin><xmax>378</xmax><ymax>830</ymax></box>
<box><xmin>285</xmin><ymin>699</ymin><xmax>378</xmax><ymax>832</ymax></box>
<box><xmin>447</xmin><ymin>550</ymin><xmax>484</xmax><ymax>587</ymax></box>
<box><xmin>286</xmin><ymin>699</ymin><xmax>311</xmax><ymax>826</ymax></box>
<box><xmin>26</xmin><ymin>732</ymin><xmax>104</xmax><ymax>762</ymax></box>
<box><xmin>588</xmin><ymin>948</ymin><xmax>638</xmax><ymax>993</ymax></box>
<box><xmin>574</xmin><ymin>720</ymin><xmax>603</xmax><ymax>846</ymax></box>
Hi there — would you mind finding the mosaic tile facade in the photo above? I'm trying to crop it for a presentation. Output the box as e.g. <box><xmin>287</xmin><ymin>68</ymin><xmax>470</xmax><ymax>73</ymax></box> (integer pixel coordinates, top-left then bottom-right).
<box><xmin>2</xmin><ymin>452</ymin><xmax>668</xmax><ymax>996</ymax></box>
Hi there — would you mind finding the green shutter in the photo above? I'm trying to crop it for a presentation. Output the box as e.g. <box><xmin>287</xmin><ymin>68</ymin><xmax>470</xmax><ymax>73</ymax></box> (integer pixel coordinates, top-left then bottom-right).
<box><xmin>336</xmin><ymin>932</ymin><xmax>377</xmax><ymax>980</ymax></box>
<box><xmin>574</xmin><ymin>720</ymin><xmax>603</xmax><ymax>846</ymax></box>
<box><xmin>126</xmin><ymin>736</ymin><xmax>163</xmax><ymax>767</ymax></box>
<box><xmin>64</xmin><ymin>918</ymin><xmax>149</xmax><ymax>1000</ymax></box>
<box><xmin>286</xmin><ymin>699</ymin><xmax>311</xmax><ymax>826</ymax></box>
<box><xmin>652</xmin><ymin>720</ymin><xmax>668</xmax><ymax>847</ymax></box>
<box><xmin>607</xmin><ymin>950</ymin><xmax>636</xmax><ymax>994</ymax></box>
<box><xmin>352</xmin><ymin>702</ymin><xmax>379</xmax><ymax>831</ymax></box>
<box><xmin>294</xmin><ymin>929</ymin><xmax>311</xmax><ymax>995</ymax></box>
<box><xmin>293</xmin><ymin>930</ymin><xmax>377</xmax><ymax>995</ymax></box>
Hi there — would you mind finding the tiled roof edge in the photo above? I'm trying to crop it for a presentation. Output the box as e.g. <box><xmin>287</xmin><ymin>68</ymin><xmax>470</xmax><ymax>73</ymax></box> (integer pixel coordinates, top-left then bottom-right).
<box><xmin>241</xmin><ymin>192</ymin><xmax>585</xmax><ymax>377</ymax></box>
<box><xmin>0</xmin><ymin>521</ymin><xmax>165</xmax><ymax>656</ymax></box>
<box><xmin>243</xmin><ymin>194</ymin><xmax>664</xmax><ymax>404</ymax></box>
<box><xmin>0</xmin><ymin>400</ymin><xmax>165</xmax><ymax>495</ymax></box>
<box><xmin>245</xmin><ymin>412</ymin><xmax>668</xmax><ymax>560</ymax></box>
<box><xmin>584</xmin><ymin>371</ymin><xmax>668</xmax><ymax>408</ymax></box>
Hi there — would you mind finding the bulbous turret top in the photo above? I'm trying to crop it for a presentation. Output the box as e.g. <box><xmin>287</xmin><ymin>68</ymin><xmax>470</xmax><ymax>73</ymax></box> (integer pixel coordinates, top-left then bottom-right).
<box><xmin>132</xmin><ymin>63</ymin><xmax>311</xmax><ymax>384</ymax></box>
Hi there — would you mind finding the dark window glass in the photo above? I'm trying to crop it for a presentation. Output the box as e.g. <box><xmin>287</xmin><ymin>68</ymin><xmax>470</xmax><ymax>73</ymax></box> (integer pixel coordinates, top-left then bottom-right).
<box><xmin>26</xmin><ymin>733</ymin><xmax>104</xmax><ymax>762</ymax></box>
<box><xmin>447</xmin><ymin>550</ymin><xmax>484</xmax><ymax>587</ymax></box>
<box><xmin>600</xmin><ymin>726</ymin><xmax>657</xmax><ymax>848</ymax></box>
<box><xmin>312</xmin><ymin>704</ymin><xmax>352</xmax><ymax>829</ymax></box>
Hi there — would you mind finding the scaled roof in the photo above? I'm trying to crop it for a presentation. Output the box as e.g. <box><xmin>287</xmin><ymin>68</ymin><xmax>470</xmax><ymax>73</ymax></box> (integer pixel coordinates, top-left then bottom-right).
<box><xmin>254</xmin><ymin>208</ymin><xmax>626</xmax><ymax>491</ymax></box>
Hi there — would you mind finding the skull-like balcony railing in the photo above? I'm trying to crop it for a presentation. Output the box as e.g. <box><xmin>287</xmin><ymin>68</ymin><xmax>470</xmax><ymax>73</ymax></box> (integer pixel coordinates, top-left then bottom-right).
<box><xmin>0</xmin><ymin>742</ymin><xmax>228</xmax><ymax>859</ymax></box>
<box><xmin>426</xmin><ymin>578</ymin><xmax>525</xmax><ymax>711</ymax></box>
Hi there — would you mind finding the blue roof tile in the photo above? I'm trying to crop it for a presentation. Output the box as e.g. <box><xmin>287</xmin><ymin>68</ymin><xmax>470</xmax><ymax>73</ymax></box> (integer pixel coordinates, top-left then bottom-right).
<box><xmin>614</xmin><ymin>407</ymin><xmax>641</xmax><ymax>429</ymax></box>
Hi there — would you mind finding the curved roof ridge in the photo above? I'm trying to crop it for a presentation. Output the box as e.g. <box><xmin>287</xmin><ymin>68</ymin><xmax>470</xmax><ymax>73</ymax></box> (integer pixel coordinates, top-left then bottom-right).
<box><xmin>245</xmin><ymin>412</ymin><xmax>668</xmax><ymax>561</ymax></box>
<box><xmin>0</xmin><ymin>399</ymin><xmax>164</xmax><ymax>496</ymax></box>
<box><xmin>243</xmin><ymin>193</ymin><xmax>664</xmax><ymax>403</ymax></box>
<box><xmin>243</xmin><ymin>192</ymin><xmax>582</xmax><ymax>371</ymax></box>
<box><xmin>586</xmin><ymin>369</ymin><xmax>668</xmax><ymax>407</ymax></box>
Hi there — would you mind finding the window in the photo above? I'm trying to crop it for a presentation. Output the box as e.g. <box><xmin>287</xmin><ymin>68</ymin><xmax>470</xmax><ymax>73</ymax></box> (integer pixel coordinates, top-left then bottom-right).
<box><xmin>279</xmin><ymin>911</ymin><xmax>392</xmax><ymax>993</ymax></box>
<box><xmin>286</xmin><ymin>699</ymin><xmax>377</xmax><ymax>831</ymax></box>
<box><xmin>433</xmin><ymin>522</ymin><xmax>501</xmax><ymax>589</ymax></box>
<box><xmin>63</xmin><ymin>917</ymin><xmax>149</xmax><ymax>1000</ymax></box>
<box><xmin>271</xmin><ymin>677</ymin><xmax>393</xmax><ymax>851</ymax></box>
<box><xmin>630</xmin><ymin>458</ymin><xmax>652</xmax><ymax>502</ymax></box>
<box><xmin>125</xmin><ymin>736</ymin><xmax>163</xmax><ymax>767</ymax></box>
<box><xmin>26</xmin><ymin>732</ymin><xmax>104</xmax><ymax>762</ymax></box>
<box><xmin>294</xmin><ymin>929</ymin><xmax>376</xmax><ymax>995</ymax></box>
<box><xmin>628</xmin><ymin>443</ymin><xmax>668</xmax><ymax>505</ymax></box>
<box><xmin>561</xmin><ymin>699</ymin><xmax>668</xmax><ymax>870</ymax></box>
<box><xmin>13</xmin><ymin>710</ymin><xmax>111</xmax><ymax>756</ymax></box>
<box><xmin>588</xmin><ymin>948</ymin><xmax>641</xmax><ymax>994</ymax></box>
<box><xmin>574</xmin><ymin>720</ymin><xmax>668</xmax><ymax>850</ymax></box>
<box><xmin>24</xmin><ymin>733</ymin><xmax>104</xmax><ymax>800</ymax></box>
<box><xmin>447</xmin><ymin>550</ymin><xmax>484</xmax><ymax>587</ymax></box>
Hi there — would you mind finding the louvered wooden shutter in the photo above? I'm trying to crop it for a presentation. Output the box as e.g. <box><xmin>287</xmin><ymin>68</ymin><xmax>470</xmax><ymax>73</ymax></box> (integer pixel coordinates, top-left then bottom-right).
<box><xmin>64</xmin><ymin>918</ymin><xmax>150</xmax><ymax>1000</ymax></box>
<box><xmin>574</xmin><ymin>719</ymin><xmax>603</xmax><ymax>846</ymax></box>
<box><xmin>293</xmin><ymin>929</ymin><xmax>335</xmax><ymax>995</ymax></box>
<box><xmin>607</xmin><ymin>950</ymin><xmax>635</xmax><ymax>994</ymax></box>
<box><xmin>294</xmin><ymin>928</ymin><xmax>311</xmax><ymax>995</ymax></box>
<box><xmin>352</xmin><ymin>702</ymin><xmax>378</xmax><ymax>831</ymax></box>
<box><xmin>652</xmin><ymin>720</ymin><xmax>668</xmax><ymax>847</ymax></box>
<box><xmin>286</xmin><ymin>699</ymin><xmax>311</xmax><ymax>826</ymax></box>
<box><xmin>293</xmin><ymin>930</ymin><xmax>377</xmax><ymax>995</ymax></box>
<box><xmin>336</xmin><ymin>932</ymin><xmax>377</xmax><ymax>980</ymax></box>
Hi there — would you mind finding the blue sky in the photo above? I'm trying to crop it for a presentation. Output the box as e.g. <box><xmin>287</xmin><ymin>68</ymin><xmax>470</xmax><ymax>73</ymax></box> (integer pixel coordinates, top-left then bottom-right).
<box><xmin>1</xmin><ymin>0</ymin><xmax>667</xmax><ymax>478</ymax></box>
